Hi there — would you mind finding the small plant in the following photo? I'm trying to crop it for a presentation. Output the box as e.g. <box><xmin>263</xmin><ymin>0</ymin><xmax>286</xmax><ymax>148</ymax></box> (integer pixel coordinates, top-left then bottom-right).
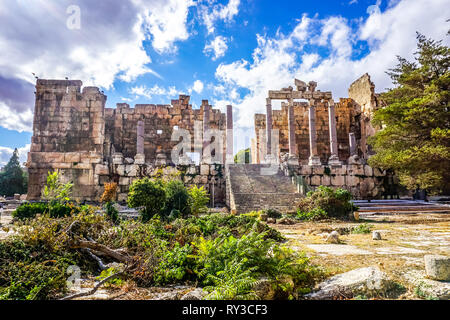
<box><xmin>41</xmin><ymin>170</ymin><xmax>73</xmax><ymax>204</ymax></box>
<box><xmin>263</xmin><ymin>209</ymin><xmax>282</xmax><ymax>219</ymax></box>
<box><xmin>100</xmin><ymin>182</ymin><xmax>117</xmax><ymax>203</ymax></box>
<box><xmin>351</xmin><ymin>223</ymin><xmax>372</xmax><ymax>234</ymax></box>
<box><xmin>96</xmin><ymin>267</ymin><xmax>124</xmax><ymax>287</ymax></box>
<box><xmin>296</xmin><ymin>207</ymin><xmax>327</xmax><ymax>221</ymax></box>
<box><xmin>188</xmin><ymin>185</ymin><xmax>209</xmax><ymax>216</ymax></box>
<box><xmin>203</xmin><ymin>261</ymin><xmax>259</xmax><ymax>300</ymax></box>
<box><xmin>101</xmin><ymin>183</ymin><xmax>119</xmax><ymax>223</ymax></box>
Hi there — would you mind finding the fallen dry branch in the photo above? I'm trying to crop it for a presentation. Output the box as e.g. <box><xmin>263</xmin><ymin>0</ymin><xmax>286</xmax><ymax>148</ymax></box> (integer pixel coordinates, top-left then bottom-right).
<box><xmin>60</xmin><ymin>271</ymin><xmax>124</xmax><ymax>300</ymax></box>
<box><xmin>71</xmin><ymin>240</ymin><xmax>131</xmax><ymax>263</ymax></box>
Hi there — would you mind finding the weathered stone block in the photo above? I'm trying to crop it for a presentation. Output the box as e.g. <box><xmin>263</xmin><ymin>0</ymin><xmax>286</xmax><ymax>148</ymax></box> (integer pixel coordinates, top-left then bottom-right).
<box><xmin>310</xmin><ymin>175</ymin><xmax>321</xmax><ymax>186</ymax></box>
<box><xmin>424</xmin><ymin>255</ymin><xmax>450</xmax><ymax>281</ymax></box>
<box><xmin>364</xmin><ymin>165</ymin><xmax>373</xmax><ymax>177</ymax></box>
<box><xmin>95</xmin><ymin>164</ymin><xmax>109</xmax><ymax>175</ymax></box>
<box><xmin>200</xmin><ymin>164</ymin><xmax>210</xmax><ymax>175</ymax></box>
<box><xmin>331</xmin><ymin>175</ymin><xmax>345</xmax><ymax>186</ymax></box>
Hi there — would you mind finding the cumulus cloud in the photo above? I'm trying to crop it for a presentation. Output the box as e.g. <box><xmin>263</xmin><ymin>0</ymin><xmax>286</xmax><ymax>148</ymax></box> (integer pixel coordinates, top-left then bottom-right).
<box><xmin>130</xmin><ymin>84</ymin><xmax>180</xmax><ymax>100</ymax></box>
<box><xmin>204</xmin><ymin>36</ymin><xmax>229</xmax><ymax>60</ymax></box>
<box><xmin>0</xmin><ymin>144</ymin><xmax>30</xmax><ymax>167</ymax></box>
<box><xmin>139</xmin><ymin>0</ymin><xmax>196</xmax><ymax>53</ymax></box>
<box><xmin>199</xmin><ymin>0</ymin><xmax>240</xmax><ymax>34</ymax></box>
<box><xmin>192</xmin><ymin>80</ymin><xmax>204</xmax><ymax>94</ymax></box>
<box><xmin>214</xmin><ymin>0</ymin><xmax>449</xmax><ymax>131</ymax></box>
<box><xmin>0</xmin><ymin>0</ymin><xmax>195</xmax><ymax>132</ymax></box>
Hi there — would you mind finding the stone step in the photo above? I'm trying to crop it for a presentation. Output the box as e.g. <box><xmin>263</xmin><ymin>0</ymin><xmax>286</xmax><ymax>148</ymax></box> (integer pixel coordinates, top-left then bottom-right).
<box><xmin>226</xmin><ymin>164</ymin><xmax>302</xmax><ymax>213</ymax></box>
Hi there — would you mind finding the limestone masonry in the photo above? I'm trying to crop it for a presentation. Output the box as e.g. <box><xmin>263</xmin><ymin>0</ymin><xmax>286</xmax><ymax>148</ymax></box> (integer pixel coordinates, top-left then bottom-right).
<box><xmin>26</xmin><ymin>74</ymin><xmax>396</xmax><ymax>210</ymax></box>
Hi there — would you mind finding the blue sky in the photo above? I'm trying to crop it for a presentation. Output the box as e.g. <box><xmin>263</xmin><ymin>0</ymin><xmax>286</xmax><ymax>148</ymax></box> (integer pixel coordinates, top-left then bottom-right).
<box><xmin>0</xmin><ymin>0</ymin><xmax>448</xmax><ymax>165</ymax></box>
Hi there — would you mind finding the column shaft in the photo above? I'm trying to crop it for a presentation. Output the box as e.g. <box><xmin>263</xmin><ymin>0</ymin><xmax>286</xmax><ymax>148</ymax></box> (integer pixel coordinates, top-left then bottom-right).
<box><xmin>226</xmin><ymin>105</ymin><xmax>233</xmax><ymax>163</ymax></box>
<box><xmin>288</xmin><ymin>97</ymin><xmax>297</xmax><ymax>156</ymax></box>
<box><xmin>266</xmin><ymin>98</ymin><xmax>272</xmax><ymax>156</ymax></box>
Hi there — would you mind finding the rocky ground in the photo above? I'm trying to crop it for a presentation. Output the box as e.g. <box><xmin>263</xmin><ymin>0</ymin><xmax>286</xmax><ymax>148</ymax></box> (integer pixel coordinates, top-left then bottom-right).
<box><xmin>271</xmin><ymin>212</ymin><xmax>450</xmax><ymax>299</ymax></box>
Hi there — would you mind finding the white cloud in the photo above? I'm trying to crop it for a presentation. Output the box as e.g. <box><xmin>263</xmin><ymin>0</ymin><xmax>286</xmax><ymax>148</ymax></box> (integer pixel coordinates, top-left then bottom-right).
<box><xmin>199</xmin><ymin>0</ymin><xmax>240</xmax><ymax>34</ymax></box>
<box><xmin>130</xmin><ymin>84</ymin><xmax>180</xmax><ymax>99</ymax></box>
<box><xmin>204</xmin><ymin>36</ymin><xmax>229</xmax><ymax>60</ymax></box>
<box><xmin>214</xmin><ymin>0</ymin><xmax>449</xmax><ymax>132</ymax></box>
<box><xmin>192</xmin><ymin>80</ymin><xmax>204</xmax><ymax>94</ymax></box>
<box><xmin>139</xmin><ymin>0</ymin><xmax>196</xmax><ymax>53</ymax></box>
<box><xmin>0</xmin><ymin>0</ymin><xmax>196</xmax><ymax>132</ymax></box>
<box><xmin>0</xmin><ymin>144</ymin><xmax>30</xmax><ymax>167</ymax></box>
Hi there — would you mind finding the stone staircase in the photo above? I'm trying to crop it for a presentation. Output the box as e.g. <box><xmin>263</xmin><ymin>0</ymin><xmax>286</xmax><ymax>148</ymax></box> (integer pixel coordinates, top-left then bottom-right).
<box><xmin>225</xmin><ymin>164</ymin><xmax>303</xmax><ymax>214</ymax></box>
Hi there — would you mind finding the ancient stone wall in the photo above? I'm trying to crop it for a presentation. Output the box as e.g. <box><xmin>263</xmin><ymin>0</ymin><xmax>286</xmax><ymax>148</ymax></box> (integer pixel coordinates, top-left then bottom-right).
<box><xmin>27</xmin><ymin>79</ymin><xmax>228</xmax><ymax>202</ymax></box>
<box><xmin>348</xmin><ymin>73</ymin><xmax>383</xmax><ymax>159</ymax></box>
<box><xmin>294</xmin><ymin>164</ymin><xmax>386</xmax><ymax>199</ymax></box>
<box><xmin>104</xmin><ymin>98</ymin><xmax>227</xmax><ymax>163</ymax></box>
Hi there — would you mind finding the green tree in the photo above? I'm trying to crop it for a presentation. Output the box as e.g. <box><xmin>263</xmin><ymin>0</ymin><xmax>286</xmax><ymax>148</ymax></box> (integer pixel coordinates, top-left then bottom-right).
<box><xmin>368</xmin><ymin>33</ymin><xmax>450</xmax><ymax>193</ymax></box>
<box><xmin>127</xmin><ymin>177</ymin><xmax>166</xmax><ymax>222</ymax></box>
<box><xmin>0</xmin><ymin>148</ymin><xmax>27</xmax><ymax>196</ymax></box>
<box><xmin>234</xmin><ymin>148</ymin><xmax>251</xmax><ymax>164</ymax></box>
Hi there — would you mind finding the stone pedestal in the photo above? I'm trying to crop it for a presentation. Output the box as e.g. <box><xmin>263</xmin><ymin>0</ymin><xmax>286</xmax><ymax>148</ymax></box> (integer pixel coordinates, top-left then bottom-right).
<box><xmin>348</xmin><ymin>132</ymin><xmax>360</xmax><ymax>164</ymax></box>
<box><xmin>112</xmin><ymin>153</ymin><xmax>123</xmax><ymax>165</ymax></box>
<box><xmin>155</xmin><ymin>153</ymin><xmax>167</xmax><ymax>166</ymax></box>
<box><xmin>134</xmin><ymin>153</ymin><xmax>145</xmax><ymax>165</ymax></box>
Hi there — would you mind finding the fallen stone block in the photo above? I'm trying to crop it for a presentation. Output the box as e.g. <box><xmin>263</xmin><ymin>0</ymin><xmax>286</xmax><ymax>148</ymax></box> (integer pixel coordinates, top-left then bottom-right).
<box><xmin>424</xmin><ymin>255</ymin><xmax>450</xmax><ymax>281</ymax></box>
<box><xmin>305</xmin><ymin>267</ymin><xmax>395</xmax><ymax>300</ymax></box>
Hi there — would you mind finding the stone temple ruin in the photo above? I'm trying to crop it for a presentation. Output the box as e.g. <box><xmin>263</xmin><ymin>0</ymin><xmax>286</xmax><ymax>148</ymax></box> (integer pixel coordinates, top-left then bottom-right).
<box><xmin>26</xmin><ymin>74</ymin><xmax>396</xmax><ymax>213</ymax></box>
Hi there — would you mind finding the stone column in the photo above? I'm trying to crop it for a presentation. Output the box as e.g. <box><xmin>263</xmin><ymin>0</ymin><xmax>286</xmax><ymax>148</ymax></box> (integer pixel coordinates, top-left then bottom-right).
<box><xmin>287</xmin><ymin>96</ymin><xmax>299</xmax><ymax>165</ymax></box>
<box><xmin>288</xmin><ymin>96</ymin><xmax>297</xmax><ymax>156</ymax></box>
<box><xmin>265</xmin><ymin>98</ymin><xmax>272</xmax><ymax>156</ymax></box>
<box><xmin>135</xmin><ymin>120</ymin><xmax>145</xmax><ymax>164</ymax></box>
<box><xmin>327</xmin><ymin>100</ymin><xmax>341</xmax><ymax>165</ymax></box>
<box><xmin>308</xmin><ymin>100</ymin><xmax>321</xmax><ymax>165</ymax></box>
<box><xmin>348</xmin><ymin>132</ymin><xmax>360</xmax><ymax>164</ymax></box>
<box><xmin>202</xmin><ymin>102</ymin><xmax>210</xmax><ymax>163</ymax></box>
<box><xmin>226</xmin><ymin>105</ymin><xmax>233</xmax><ymax>164</ymax></box>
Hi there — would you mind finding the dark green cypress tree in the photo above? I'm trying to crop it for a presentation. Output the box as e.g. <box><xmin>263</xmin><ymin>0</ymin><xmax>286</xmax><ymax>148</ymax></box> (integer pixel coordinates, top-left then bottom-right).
<box><xmin>0</xmin><ymin>148</ymin><xmax>26</xmax><ymax>196</ymax></box>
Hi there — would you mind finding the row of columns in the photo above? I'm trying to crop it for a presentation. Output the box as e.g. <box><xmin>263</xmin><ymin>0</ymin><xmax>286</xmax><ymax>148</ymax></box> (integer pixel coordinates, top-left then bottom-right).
<box><xmin>265</xmin><ymin>97</ymin><xmax>345</xmax><ymax>166</ymax></box>
<box><xmin>134</xmin><ymin>104</ymin><xmax>234</xmax><ymax>165</ymax></box>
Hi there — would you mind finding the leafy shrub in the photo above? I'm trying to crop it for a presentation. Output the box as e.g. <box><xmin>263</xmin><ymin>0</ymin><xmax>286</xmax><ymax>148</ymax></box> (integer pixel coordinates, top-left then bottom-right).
<box><xmin>296</xmin><ymin>207</ymin><xmax>327</xmax><ymax>221</ymax></box>
<box><xmin>153</xmin><ymin>242</ymin><xmax>194</xmax><ymax>285</ymax></box>
<box><xmin>188</xmin><ymin>185</ymin><xmax>209</xmax><ymax>216</ymax></box>
<box><xmin>100</xmin><ymin>182</ymin><xmax>117</xmax><ymax>203</ymax></box>
<box><xmin>263</xmin><ymin>209</ymin><xmax>282</xmax><ymax>219</ymax></box>
<box><xmin>13</xmin><ymin>202</ymin><xmax>78</xmax><ymax>220</ymax></box>
<box><xmin>127</xmin><ymin>178</ymin><xmax>166</xmax><ymax>222</ymax></box>
<box><xmin>296</xmin><ymin>186</ymin><xmax>358</xmax><ymax>220</ymax></box>
<box><xmin>164</xmin><ymin>180</ymin><xmax>190</xmax><ymax>216</ymax></box>
<box><xmin>13</xmin><ymin>202</ymin><xmax>48</xmax><ymax>220</ymax></box>
<box><xmin>104</xmin><ymin>201</ymin><xmax>119</xmax><ymax>223</ymax></box>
